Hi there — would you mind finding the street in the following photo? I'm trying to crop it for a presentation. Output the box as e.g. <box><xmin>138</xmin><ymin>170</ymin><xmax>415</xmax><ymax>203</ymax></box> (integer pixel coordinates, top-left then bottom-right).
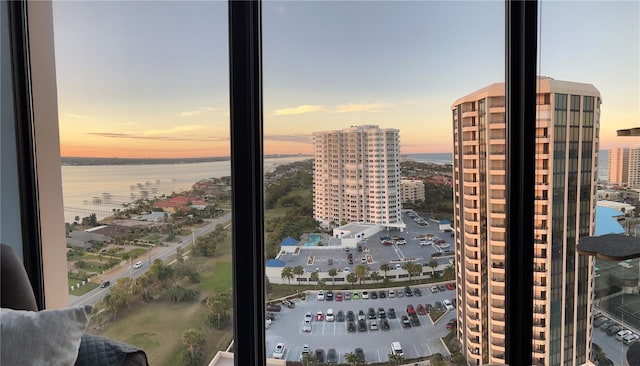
<box><xmin>69</xmin><ymin>212</ymin><xmax>232</xmax><ymax>307</ymax></box>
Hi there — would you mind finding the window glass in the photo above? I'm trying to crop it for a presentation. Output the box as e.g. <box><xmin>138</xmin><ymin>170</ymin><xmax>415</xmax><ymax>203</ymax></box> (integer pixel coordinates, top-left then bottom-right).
<box><xmin>539</xmin><ymin>1</ymin><xmax>640</xmax><ymax>365</ymax></box>
<box><xmin>53</xmin><ymin>2</ymin><xmax>234</xmax><ymax>364</ymax></box>
<box><xmin>263</xmin><ymin>1</ymin><xmax>503</xmax><ymax>364</ymax></box>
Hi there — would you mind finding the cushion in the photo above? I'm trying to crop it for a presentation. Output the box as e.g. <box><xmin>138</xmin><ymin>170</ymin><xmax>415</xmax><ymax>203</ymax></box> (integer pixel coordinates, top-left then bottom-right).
<box><xmin>0</xmin><ymin>305</ymin><xmax>92</xmax><ymax>366</ymax></box>
<box><xmin>75</xmin><ymin>333</ymin><xmax>149</xmax><ymax>366</ymax></box>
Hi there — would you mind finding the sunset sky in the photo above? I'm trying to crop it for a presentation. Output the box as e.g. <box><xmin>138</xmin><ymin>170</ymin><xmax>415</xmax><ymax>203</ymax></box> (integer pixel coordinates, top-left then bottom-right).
<box><xmin>52</xmin><ymin>1</ymin><xmax>639</xmax><ymax>158</ymax></box>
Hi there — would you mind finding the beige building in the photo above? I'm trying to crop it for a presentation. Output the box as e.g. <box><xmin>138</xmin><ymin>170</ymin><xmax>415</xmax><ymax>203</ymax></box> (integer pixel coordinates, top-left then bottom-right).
<box><xmin>312</xmin><ymin>125</ymin><xmax>404</xmax><ymax>229</ymax></box>
<box><xmin>608</xmin><ymin>147</ymin><xmax>629</xmax><ymax>185</ymax></box>
<box><xmin>452</xmin><ymin>77</ymin><xmax>600</xmax><ymax>366</ymax></box>
<box><xmin>401</xmin><ymin>179</ymin><xmax>426</xmax><ymax>204</ymax></box>
<box><xmin>629</xmin><ymin>146</ymin><xmax>640</xmax><ymax>189</ymax></box>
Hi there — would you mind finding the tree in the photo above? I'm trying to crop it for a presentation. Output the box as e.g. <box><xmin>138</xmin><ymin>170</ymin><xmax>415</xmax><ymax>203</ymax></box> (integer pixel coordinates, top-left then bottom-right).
<box><xmin>206</xmin><ymin>292</ymin><xmax>232</xmax><ymax>329</ymax></box>
<box><xmin>428</xmin><ymin>259</ymin><xmax>439</xmax><ymax>277</ymax></box>
<box><xmin>281</xmin><ymin>267</ymin><xmax>294</xmax><ymax>288</ymax></box>
<box><xmin>293</xmin><ymin>265</ymin><xmax>305</xmax><ymax>284</ymax></box>
<box><xmin>380</xmin><ymin>263</ymin><xmax>390</xmax><ymax>280</ymax></box>
<box><xmin>300</xmin><ymin>353</ymin><xmax>317</xmax><ymax>366</ymax></box>
<box><xmin>328</xmin><ymin>268</ymin><xmax>338</xmax><ymax>285</ymax></box>
<box><xmin>346</xmin><ymin>273</ymin><xmax>358</xmax><ymax>289</ymax></box>
<box><xmin>181</xmin><ymin>328</ymin><xmax>204</xmax><ymax>366</ymax></box>
<box><xmin>370</xmin><ymin>271</ymin><xmax>382</xmax><ymax>284</ymax></box>
<box><xmin>343</xmin><ymin>352</ymin><xmax>359</xmax><ymax>365</ymax></box>
<box><xmin>444</xmin><ymin>265</ymin><xmax>455</xmax><ymax>280</ymax></box>
<box><xmin>387</xmin><ymin>353</ymin><xmax>405</xmax><ymax>366</ymax></box>
<box><xmin>310</xmin><ymin>271</ymin><xmax>320</xmax><ymax>287</ymax></box>
<box><xmin>150</xmin><ymin>258</ymin><xmax>174</xmax><ymax>287</ymax></box>
<box><xmin>355</xmin><ymin>264</ymin><xmax>369</xmax><ymax>285</ymax></box>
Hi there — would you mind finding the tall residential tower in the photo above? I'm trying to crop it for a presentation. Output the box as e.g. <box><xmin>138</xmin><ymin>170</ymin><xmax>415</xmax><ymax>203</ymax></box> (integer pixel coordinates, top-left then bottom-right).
<box><xmin>452</xmin><ymin>77</ymin><xmax>600</xmax><ymax>365</ymax></box>
<box><xmin>312</xmin><ymin>125</ymin><xmax>403</xmax><ymax>229</ymax></box>
<box><xmin>608</xmin><ymin>147</ymin><xmax>629</xmax><ymax>185</ymax></box>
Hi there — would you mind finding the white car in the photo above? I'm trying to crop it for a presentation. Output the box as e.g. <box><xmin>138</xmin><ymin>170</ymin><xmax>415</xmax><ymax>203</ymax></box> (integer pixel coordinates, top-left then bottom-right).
<box><xmin>443</xmin><ymin>299</ymin><xmax>454</xmax><ymax>311</ymax></box>
<box><xmin>302</xmin><ymin>319</ymin><xmax>312</xmax><ymax>332</ymax></box>
<box><xmin>616</xmin><ymin>329</ymin><xmax>632</xmax><ymax>340</ymax></box>
<box><xmin>362</xmin><ymin>291</ymin><xmax>369</xmax><ymax>299</ymax></box>
<box><xmin>317</xmin><ymin>290</ymin><xmax>325</xmax><ymax>301</ymax></box>
<box><xmin>419</xmin><ymin>240</ymin><xmax>431</xmax><ymax>246</ymax></box>
<box><xmin>272</xmin><ymin>343</ymin><xmax>286</xmax><ymax>359</ymax></box>
<box><xmin>304</xmin><ymin>312</ymin><xmax>313</xmax><ymax>322</ymax></box>
<box><xmin>133</xmin><ymin>261</ymin><xmax>143</xmax><ymax>269</ymax></box>
<box><xmin>299</xmin><ymin>344</ymin><xmax>311</xmax><ymax>361</ymax></box>
<box><xmin>624</xmin><ymin>333</ymin><xmax>639</xmax><ymax>345</ymax></box>
<box><xmin>388</xmin><ymin>290</ymin><xmax>396</xmax><ymax>298</ymax></box>
<box><xmin>326</xmin><ymin>309</ymin><xmax>335</xmax><ymax>322</ymax></box>
<box><xmin>344</xmin><ymin>267</ymin><xmax>350</xmax><ymax>273</ymax></box>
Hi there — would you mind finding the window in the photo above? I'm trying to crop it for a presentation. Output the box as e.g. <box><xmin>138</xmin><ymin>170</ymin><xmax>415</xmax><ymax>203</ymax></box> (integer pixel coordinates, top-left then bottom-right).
<box><xmin>8</xmin><ymin>1</ymin><xmax>638</xmax><ymax>366</ymax></box>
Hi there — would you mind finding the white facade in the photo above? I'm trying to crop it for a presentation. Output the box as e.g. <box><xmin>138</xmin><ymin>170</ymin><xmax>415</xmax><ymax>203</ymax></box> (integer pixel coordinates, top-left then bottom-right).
<box><xmin>629</xmin><ymin>146</ymin><xmax>640</xmax><ymax>189</ymax></box>
<box><xmin>313</xmin><ymin>125</ymin><xmax>403</xmax><ymax>229</ymax></box>
<box><xmin>452</xmin><ymin>77</ymin><xmax>600</xmax><ymax>366</ymax></box>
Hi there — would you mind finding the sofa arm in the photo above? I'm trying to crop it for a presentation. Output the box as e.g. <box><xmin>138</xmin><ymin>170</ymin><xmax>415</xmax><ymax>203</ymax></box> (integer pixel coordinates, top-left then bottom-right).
<box><xmin>75</xmin><ymin>333</ymin><xmax>148</xmax><ymax>366</ymax></box>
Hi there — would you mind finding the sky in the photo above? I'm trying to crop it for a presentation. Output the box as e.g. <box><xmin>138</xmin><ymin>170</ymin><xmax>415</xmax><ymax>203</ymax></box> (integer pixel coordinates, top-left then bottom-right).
<box><xmin>52</xmin><ymin>1</ymin><xmax>640</xmax><ymax>158</ymax></box>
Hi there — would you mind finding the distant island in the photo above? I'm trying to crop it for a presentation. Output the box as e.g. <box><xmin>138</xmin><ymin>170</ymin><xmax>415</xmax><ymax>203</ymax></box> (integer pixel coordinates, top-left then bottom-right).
<box><xmin>61</xmin><ymin>154</ymin><xmax>310</xmax><ymax>166</ymax></box>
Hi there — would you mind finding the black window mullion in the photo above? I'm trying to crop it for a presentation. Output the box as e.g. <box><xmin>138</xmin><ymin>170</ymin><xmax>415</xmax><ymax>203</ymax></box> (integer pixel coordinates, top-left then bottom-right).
<box><xmin>505</xmin><ymin>0</ymin><xmax>537</xmax><ymax>364</ymax></box>
<box><xmin>228</xmin><ymin>1</ymin><xmax>265</xmax><ymax>366</ymax></box>
<box><xmin>8</xmin><ymin>0</ymin><xmax>45</xmax><ymax>310</ymax></box>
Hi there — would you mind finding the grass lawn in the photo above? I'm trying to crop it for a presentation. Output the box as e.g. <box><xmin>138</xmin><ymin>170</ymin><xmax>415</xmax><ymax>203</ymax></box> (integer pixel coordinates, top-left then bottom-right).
<box><xmin>198</xmin><ymin>261</ymin><xmax>232</xmax><ymax>293</ymax></box>
<box><xmin>70</xmin><ymin>282</ymin><xmax>98</xmax><ymax>296</ymax></box>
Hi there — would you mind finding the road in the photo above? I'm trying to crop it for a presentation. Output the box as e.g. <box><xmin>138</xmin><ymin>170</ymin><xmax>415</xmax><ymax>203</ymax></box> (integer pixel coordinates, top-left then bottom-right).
<box><xmin>69</xmin><ymin>212</ymin><xmax>232</xmax><ymax>307</ymax></box>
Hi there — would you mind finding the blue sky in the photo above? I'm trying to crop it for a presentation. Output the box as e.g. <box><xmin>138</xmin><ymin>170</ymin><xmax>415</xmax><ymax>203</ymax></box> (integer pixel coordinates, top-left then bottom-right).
<box><xmin>52</xmin><ymin>1</ymin><xmax>639</xmax><ymax>158</ymax></box>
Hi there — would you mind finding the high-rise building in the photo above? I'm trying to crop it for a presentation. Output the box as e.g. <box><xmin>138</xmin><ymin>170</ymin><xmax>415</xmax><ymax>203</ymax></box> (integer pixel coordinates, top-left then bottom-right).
<box><xmin>451</xmin><ymin>77</ymin><xmax>600</xmax><ymax>366</ymax></box>
<box><xmin>628</xmin><ymin>146</ymin><xmax>640</xmax><ymax>189</ymax></box>
<box><xmin>608</xmin><ymin>147</ymin><xmax>629</xmax><ymax>185</ymax></box>
<box><xmin>312</xmin><ymin>125</ymin><xmax>403</xmax><ymax>229</ymax></box>
<box><xmin>401</xmin><ymin>179</ymin><xmax>426</xmax><ymax>204</ymax></box>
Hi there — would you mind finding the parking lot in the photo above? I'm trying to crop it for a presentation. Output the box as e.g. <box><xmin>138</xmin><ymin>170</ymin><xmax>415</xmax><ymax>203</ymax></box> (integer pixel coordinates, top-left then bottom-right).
<box><xmin>265</xmin><ymin>284</ymin><xmax>457</xmax><ymax>363</ymax></box>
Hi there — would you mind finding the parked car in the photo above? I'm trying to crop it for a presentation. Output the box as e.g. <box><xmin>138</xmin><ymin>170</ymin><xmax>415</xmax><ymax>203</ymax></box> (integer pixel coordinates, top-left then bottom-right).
<box><xmin>317</xmin><ymin>290</ymin><xmax>325</xmax><ymax>301</ymax></box>
<box><xmin>302</xmin><ymin>319</ymin><xmax>312</xmax><ymax>332</ymax></box>
<box><xmin>410</xmin><ymin>314</ymin><xmax>421</xmax><ymax>326</ymax></box>
<box><xmin>347</xmin><ymin>310</ymin><xmax>355</xmax><ymax>321</ymax></box>
<box><xmin>315</xmin><ymin>311</ymin><xmax>324</xmax><ymax>321</ymax></box>
<box><xmin>370</xmin><ymin>320</ymin><xmax>379</xmax><ymax>331</ymax></box>
<box><xmin>387</xmin><ymin>308</ymin><xmax>397</xmax><ymax>319</ymax></box>
<box><xmin>446</xmin><ymin>282</ymin><xmax>455</xmax><ymax>290</ymax></box>
<box><xmin>594</xmin><ymin>317</ymin><xmax>609</xmax><ymax>328</ymax></box>
<box><xmin>379</xmin><ymin>290</ymin><xmax>387</xmax><ymax>298</ymax></box>
<box><xmin>272</xmin><ymin>343</ymin><xmax>286</xmax><ymax>359</ymax></box>
<box><xmin>446</xmin><ymin>318</ymin><xmax>457</xmax><ymax>330</ymax></box>
<box><xmin>600</xmin><ymin>320</ymin><xmax>615</xmax><ymax>331</ymax></box>
<box><xmin>417</xmin><ymin>304</ymin><xmax>427</xmax><ymax>315</ymax></box>
<box><xmin>443</xmin><ymin>299</ymin><xmax>454</xmax><ymax>311</ymax></box>
<box><xmin>396</xmin><ymin>289</ymin><xmax>404</xmax><ymax>298</ymax></box>
<box><xmin>435</xmin><ymin>301</ymin><xmax>445</xmax><ymax>311</ymax></box>
<box><xmin>368</xmin><ymin>307</ymin><xmax>377</xmax><ymax>319</ymax></box>
<box><xmin>362</xmin><ymin>291</ymin><xmax>369</xmax><ymax>299</ymax></box>
<box><xmin>404</xmin><ymin>286</ymin><xmax>413</xmax><ymax>297</ymax></box>
<box><xmin>438</xmin><ymin>284</ymin><xmax>447</xmax><ymax>292</ymax></box>
<box><xmin>354</xmin><ymin>348</ymin><xmax>365</xmax><ymax>363</ymax></box>
<box><xmin>282</xmin><ymin>299</ymin><xmax>295</xmax><ymax>308</ymax></box>
<box><xmin>326</xmin><ymin>348</ymin><xmax>338</xmax><ymax>364</ymax></box>
<box><xmin>315</xmin><ymin>349</ymin><xmax>325</xmax><ymax>363</ymax></box>
<box><xmin>99</xmin><ymin>281</ymin><xmax>110</xmax><ymax>288</ymax></box>
<box><xmin>378</xmin><ymin>307</ymin><xmax>386</xmax><ymax>318</ymax></box>
<box><xmin>380</xmin><ymin>319</ymin><xmax>390</xmax><ymax>330</ymax></box>
<box><xmin>335</xmin><ymin>291</ymin><xmax>343</xmax><ymax>301</ymax></box>
<box><xmin>406</xmin><ymin>304</ymin><xmax>416</xmax><ymax>316</ymax></box>
<box><xmin>358</xmin><ymin>319</ymin><xmax>367</xmax><ymax>332</ymax></box>
<box><xmin>299</xmin><ymin>344</ymin><xmax>311</xmax><ymax>361</ymax></box>
<box><xmin>336</xmin><ymin>310</ymin><xmax>345</xmax><ymax>322</ymax></box>
<box><xmin>304</xmin><ymin>312</ymin><xmax>312</xmax><ymax>321</ymax></box>
<box><xmin>326</xmin><ymin>308</ymin><xmax>335</xmax><ymax>322</ymax></box>
<box><xmin>266</xmin><ymin>304</ymin><xmax>282</xmax><ymax>312</ymax></box>
<box><xmin>608</xmin><ymin>325</ymin><xmax>623</xmax><ymax>336</ymax></box>
<box><xmin>430</xmin><ymin>285</ymin><xmax>439</xmax><ymax>293</ymax></box>
<box><xmin>624</xmin><ymin>333</ymin><xmax>639</xmax><ymax>345</ymax></box>
<box><xmin>352</xmin><ymin>291</ymin><xmax>360</xmax><ymax>300</ymax></box>
<box><xmin>358</xmin><ymin>309</ymin><xmax>366</xmax><ymax>321</ymax></box>
<box><xmin>370</xmin><ymin>291</ymin><xmax>378</xmax><ymax>299</ymax></box>
<box><xmin>401</xmin><ymin>315</ymin><xmax>411</xmax><ymax>328</ymax></box>
<box><xmin>326</xmin><ymin>290</ymin><xmax>334</xmax><ymax>301</ymax></box>
<box><xmin>414</xmin><ymin>288</ymin><xmax>422</xmax><ymax>297</ymax></box>
<box><xmin>388</xmin><ymin>290</ymin><xmax>396</xmax><ymax>298</ymax></box>
<box><xmin>616</xmin><ymin>329</ymin><xmax>633</xmax><ymax>340</ymax></box>
<box><xmin>347</xmin><ymin>321</ymin><xmax>356</xmax><ymax>332</ymax></box>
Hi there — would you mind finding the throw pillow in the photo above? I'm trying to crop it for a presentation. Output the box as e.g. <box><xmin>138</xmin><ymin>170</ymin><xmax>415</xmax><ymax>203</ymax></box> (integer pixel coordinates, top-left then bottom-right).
<box><xmin>0</xmin><ymin>305</ymin><xmax>92</xmax><ymax>366</ymax></box>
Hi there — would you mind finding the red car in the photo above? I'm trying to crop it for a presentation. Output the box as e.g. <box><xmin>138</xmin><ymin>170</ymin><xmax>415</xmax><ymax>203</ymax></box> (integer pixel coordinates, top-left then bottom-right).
<box><xmin>417</xmin><ymin>304</ymin><xmax>427</xmax><ymax>315</ymax></box>
<box><xmin>446</xmin><ymin>318</ymin><xmax>457</xmax><ymax>330</ymax></box>
<box><xmin>335</xmin><ymin>291</ymin><xmax>343</xmax><ymax>301</ymax></box>
<box><xmin>315</xmin><ymin>311</ymin><xmax>324</xmax><ymax>321</ymax></box>
<box><xmin>406</xmin><ymin>304</ymin><xmax>416</xmax><ymax>316</ymax></box>
<box><xmin>446</xmin><ymin>283</ymin><xmax>455</xmax><ymax>290</ymax></box>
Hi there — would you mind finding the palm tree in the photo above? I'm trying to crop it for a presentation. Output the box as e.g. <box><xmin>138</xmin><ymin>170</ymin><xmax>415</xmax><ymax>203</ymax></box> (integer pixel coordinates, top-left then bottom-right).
<box><xmin>355</xmin><ymin>264</ymin><xmax>369</xmax><ymax>285</ymax></box>
<box><xmin>388</xmin><ymin>353</ymin><xmax>405</xmax><ymax>366</ymax></box>
<box><xmin>409</xmin><ymin>262</ymin><xmax>423</xmax><ymax>283</ymax></box>
<box><xmin>328</xmin><ymin>268</ymin><xmax>338</xmax><ymax>285</ymax></box>
<box><xmin>181</xmin><ymin>328</ymin><xmax>204</xmax><ymax>365</ymax></box>
<box><xmin>343</xmin><ymin>352</ymin><xmax>359</xmax><ymax>365</ymax></box>
<box><xmin>281</xmin><ymin>267</ymin><xmax>294</xmax><ymax>288</ymax></box>
<box><xmin>428</xmin><ymin>259</ymin><xmax>439</xmax><ymax>278</ymax></box>
<box><xmin>380</xmin><ymin>263</ymin><xmax>390</xmax><ymax>280</ymax></box>
<box><xmin>444</xmin><ymin>264</ymin><xmax>455</xmax><ymax>280</ymax></box>
<box><xmin>346</xmin><ymin>273</ymin><xmax>358</xmax><ymax>289</ymax></box>
<box><xmin>301</xmin><ymin>353</ymin><xmax>317</xmax><ymax>366</ymax></box>
<box><xmin>310</xmin><ymin>271</ymin><xmax>320</xmax><ymax>287</ymax></box>
<box><xmin>293</xmin><ymin>265</ymin><xmax>305</xmax><ymax>284</ymax></box>
<box><xmin>370</xmin><ymin>271</ymin><xmax>382</xmax><ymax>284</ymax></box>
